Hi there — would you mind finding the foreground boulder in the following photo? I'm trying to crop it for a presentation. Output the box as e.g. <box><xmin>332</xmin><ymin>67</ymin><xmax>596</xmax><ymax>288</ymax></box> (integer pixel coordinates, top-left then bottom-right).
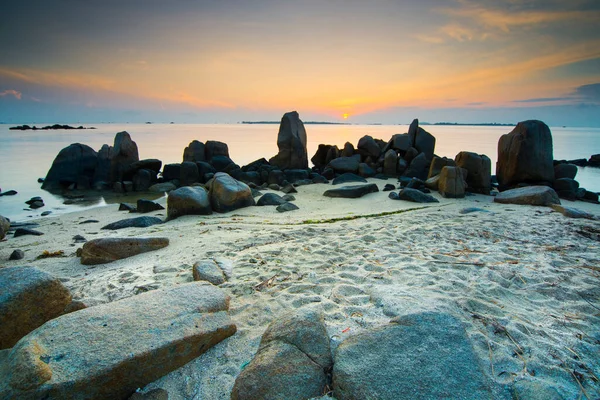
<box><xmin>167</xmin><ymin>186</ymin><xmax>212</xmax><ymax>220</ymax></box>
<box><xmin>455</xmin><ymin>151</ymin><xmax>491</xmax><ymax>194</ymax></box>
<box><xmin>208</xmin><ymin>172</ymin><xmax>255</xmax><ymax>213</ymax></box>
<box><xmin>497</xmin><ymin>120</ymin><xmax>554</xmax><ymax>189</ymax></box>
<box><xmin>333</xmin><ymin>312</ymin><xmax>493</xmax><ymax>399</ymax></box>
<box><xmin>0</xmin><ymin>215</ymin><xmax>9</xmax><ymax>240</ymax></box>
<box><xmin>0</xmin><ymin>282</ymin><xmax>236</xmax><ymax>400</ymax></box>
<box><xmin>101</xmin><ymin>216</ymin><xmax>163</xmax><ymax>230</ymax></box>
<box><xmin>41</xmin><ymin>143</ymin><xmax>98</xmax><ymax>191</ymax></box>
<box><xmin>269</xmin><ymin>111</ymin><xmax>308</xmax><ymax>170</ymax></box>
<box><xmin>438</xmin><ymin>166</ymin><xmax>466</xmax><ymax>198</ymax></box>
<box><xmin>231</xmin><ymin>307</ymin><xmax>332</xmax><ymax>400</ymax></box>
<box><xmin>0</xmin><ymin>266</ymin><xmax>72</xmax><ymax>349</ymax></box>
<box><xmin>494</xmin><ymin>186</ymin><xmax>560</xmax><ymax>206</ymax></box>
<box><xmin>80</xmin><ymin>237</ymin><xmax>169</xmax><ymax>265</ymax></box>
<box><xmin>323</xmin><ymin>183</ymin><xmax>379</xmax><ymax>199</ymax></box>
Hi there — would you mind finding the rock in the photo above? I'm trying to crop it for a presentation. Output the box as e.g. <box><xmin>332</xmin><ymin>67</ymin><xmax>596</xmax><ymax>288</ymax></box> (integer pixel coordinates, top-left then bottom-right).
<box><xmin>284</xmin><ymin>169</ymin><xmax>310</xmax><ymax>183</ymax></box>
<box><xmin>231</xmin><ymin>307</ymin><xmax>332</xmax><ymax>400</ymax></box>
<box><xmin>588</xmin><ymin>154</ymin><xmax>600</xmax><ymax>167</ymax></box>
<box><xmin>13</xmin><ymin>228</ymin><xmax>44</xmax><ymax>237</ymax></box>
<box><xmin>281</xmin><ymin>184</ymin><xmax>297</xmax><ymax>194</ymax></box>
<box><xmin>581</xmin><ymin>189</ymin><xmax>599</xmax><ymax>203</ymax></box>
<box><xmin>136</xmin><ymin>199</ymin><xmax>165</xmax><ymax>213</ymax></box>
<box><xmin>282</xmin><ymin>194</ymin><xmax>295</xmax><ymax>202</ymax></box>
<box><xmin>119</xmin><ymin>203</ymin><xmax>137</xmax><ymax>212</ymax></box>
<box><xmin>332</xmin><ymin>312</ymin><xmax>494</xmax><ymax>400</ymax></box>
<box><xmin>161</xmin><ymin>163</ymin><xmax>181</xmax><ymax>181</ymax></box>
<box><xmin>455</xmin><ymin>152</ymin><xmax>491</xmax><ymax>194</ymax></box>
<box><xmin>0</xmin><ymin>266</ymin><xmax>72</xmax><ymax>349</ymax></box>
<box><xmin>28</xmin><ymin>200</ymin><xmax>44</xmax><ymax>209</ymax></box>
<box><xmin>276</xmin><ymin>202</ymin><xmax>299</xmax><ymax>212</ymax></box>
<box><xmin>403</xmin><ymin>152</ymin><xmax>429</xmax><ymax>180</ymax></box>
<box><xmin>554</xmin><ymin>163</ymin><xmax>577</xmax><ymax>180</ymax></box>
<box><xmin>383</xmin><ymin>150</ymin><xmax>398</xmax><ymax>176</ymax></box>
<box><xmin>413</xmin><ymin>128</ymin><xmax>436</xmax><ymax>161</ymax></box>
<box><xmin>268</xmin><ymin>170</ymin><xmax>284</xmax><ymax>186</ymax></box>
<box><xmin>129</xmin><ymin>159</ymin><xmax>162</xmax><ymax>174</ymax></box>
<box><xmin>93</xmin><ymin>144</ymin><xmax>113</xmax><ymax>185</ymax></box>
<box><xmin>269</xmin><ymin>111</ymin><xmax>308</xmax><ymax>170</ymax></box>
<box><xmin>425</xmin><ymin>175</ymin><xmax>440</xmax><ymax>191</ymax></box>
<box><xmin>312</xmin><ymin>174</ymin><xmax>328</xmax><ymax>184</ymax></box>
<box><xmin>133</xmin><ymin>169</ymin><xmax>152</xmax><ymax>191</ymax></box>
<box><xmin>550</xmin><ymin>204</ymin><xmax>597</xmax><ymax>220</ymax></box>
<box><xmin>40</xmin><ymin>211</ymin><xmax>52</xmax><ymax>216</ymax></box>
<box><xmin>41</xmin><ymin>143</ymin><xmax>98</xmax><ymax>191</ymax></box>
<box><xmin>357</xmin><ymin>135</ymin><xmax>381</xmax><ymax>158</ymax></box>
<box><xmin>205</xmin><ymin>140</ymin><xmax>229</xmax><ymax>161</ymax></box>
<box><xmin>208</xmin><ymin>172</ymin><xmax>255</xmax><ymax>213</ymax></box>
<box><xmin>407</xmin><ymin>118</ymin><xmax>419</xmax><ymax>145</ymax></box>
<box><xmin>9</xmin><ymin>250</ymin><xmax>24</xmax><ymax>260</ymax></box>
<box><xmin>341</xmin><ymin>142</ymin><xmax>355</xmax><ymax>157</ymax></box>
<box><xmin>383</xmin><ymin>184</ymin><xmax>395</xmax><ymax>191</ymax></box>
<box><xmin>193</xmin><ymin>260</ymin><xmax>226</xmax><ymax>285</ymax></box>
<box><xmin>0</xmin><ymin>282</ymin><xmax>236</xmax><ymax>399</ymax></box>
<box><xmin>257</xmin><ymin>193</ymin><xmax>287</xmax><ymax>206</ymax></box>
<box><xmin>101</xmin><ymin>216</ymin><xmax>163</xmax><ymax>230</ymax></box>
<box><xmin>167</xmin><ymin>186</ymin><xmax>212</xmax><ymax>220</ymax></box>
<box><xmin>497</xmin><ymin>120</ymin><xmax>554</xmax><ymax>188</ymax></box>
<box><xmin>438</xmin><ymin>166</ymin><xmax>466</xmax><ymax>198</ymax></box>
<box><xmin>211</xmin><ymin>155</ymin><xmax>236</xmax><ymax>172</ymax></box>
<box><xmin>149</xmin><ymin>182</ymin><xmax>177</xmax><ymax>193</ymax></box>
<box><xmin>129</xmin><ymin>388</ymin><xmax>169</xmax><ymax>400</ymax></box>
<box><xmin>494</xmin><ymin>186</ymin><xmax>560</xmax><ymax>206</ymax></box>
<box><xmin>183</xmin><ymin>140</ymin><xmax>206</xmax><ymax>162</ymax></box>
<box><xmin>179</xmin><ymin>161</ymin><xmax>200</xmax><ymax>186</ymax></box>
<box><xmin>428</xmin><ymin>156</ymin><xmax>456</xmax><ymax>179</ymax></box>
<box><xmin>460</xmin><ymin>207</ymin><xmax>490</xmax><ymax>214</ymax></box>
<box><xmin>553</xmin><ymin>178</ymin><xmax>579</xmax><ymax>200</ymax></box>
<box><xmin>123</xmin><ymin>181</ymin><xmax>134</xmax><ymax>192</ymax></box>
<box><xmin>80</xmin><ymin>237</ymin><xmax>169</xmax><ymax>265</ymax></box>
<box><xmin>388</xmin><ymin>191</ymin><xmax>399</xmax><ymax>200</ymax></box>
<box><xmin>110</xmin><ymin>131</ymin><xmax>139</xmax><ymax>183</ymax></box>
<box><xmin>0</xmin><ymin>215</ymin><xmax>10</xmax><ymax>240</ymax></box>
<box><xmin>387</xmin><ymin>133</ymin><xmax>411</xmax><ymax>153</ymax></box>
<box><xmin>73</xmin><ymin>235</ymin><xmax>87</xmax><ymax>243</ymax></box>
<box><xmin>196</xmin><ymin>161</ymin><xmax>217</xmax><ymax>183</ymax></box>
<box><xmin>323</xmin><ymin>184</ymin><xmax>379</xmax><ymax>199</ymax></box>
<box><xmin>0</xmin><ymin>190</ymin><xmax>18</xmax><ymax>196</ymax></box>
<box><xmin>396</xmin><ymin>188</ymin><xmax>439</xmax><ymax>203</ymax></box>
<box><xmin>332</xmin><ymin>173</ymin><xmax>367</xmax><ymax>185</ymax></box>
<box><xmin>311</xmin><ymin>144</ymin><xmax>339</xmax><ymax>169</ymax></box>
<box><xmin>328</xmin><ymin>155</ymin><xmax>360</xmax><ymax>173</ymax></box>
<box><xmin>357</xmin><ymin>163</ymin><xmax>376</xmax><ymax>178</ymax></box>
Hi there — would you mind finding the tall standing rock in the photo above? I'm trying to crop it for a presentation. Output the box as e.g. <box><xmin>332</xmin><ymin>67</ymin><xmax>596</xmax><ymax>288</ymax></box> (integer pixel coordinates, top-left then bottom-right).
<box><xmin>110</xmin><ymin>131</ymin><xmax>139</xmax><ymax>183</ymax></box>
<box><xmin>93</xmin><ymin>144</ymin><xmax>113</xmax><ymax>187</ymax></box>
<box><xmin>269</xmin><ymin>111</ymin><xmax>308</xmax><ymax>170</ymax></box>
<box><xmin>183</xmin><ymin>140</ymin><xmax>206</xmax><ymax>162</ymax></box>
<box><xmin>41</xmin><ymin>144</ymin><xmax>98</xmax><ymax>191</ymax></box>
<box><xmin>496</xmin><ymin>120</ymin><xmax>554</xmax><ymax>189</ymax></box>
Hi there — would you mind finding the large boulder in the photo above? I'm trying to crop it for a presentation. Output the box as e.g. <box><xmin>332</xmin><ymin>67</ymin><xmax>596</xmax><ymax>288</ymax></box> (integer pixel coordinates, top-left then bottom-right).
<box><xmin>333</xmin><ymin>312</ymin><xmax>494</xmax><ymax>400</ymax></box>
<box><xmin>407</xmin><ymin>119</ymin><xmax>436</xmax><ymax>160</ymax></box>
<box><xmin>403</xmin><ymin>152</ymin><xmax>429</xmax><ymax>180</ymax></box>
<box><xmin>204</xmin><ymin>140</ymin><xmax>229</xmax><ymax>161</ymax></box>
<box><xmin>455</xmin><ymin>151</ymin><xmax>491</xmax><ymax>194</ymax></box>
<box><xmin>132</xmin><ymin>169</ymin><xmax>153</xmax><ymax>191</ymax></box>
<box><xmin>0</xmin><ymin>266</ymin><xmax>72</xmax><ymax>349</ymax></box>
<box><xmin>183</xmin><ymin>140</ymin><xmax>206</xmax><ymax>162</ymax></box>
<box><xmin>0</xmin><ymin>283</ymin><xmax>236</xmax><ymax>400</ymax></box>
<box><xmin>395</xmin><ymin>188</ymin><xmax>439</xmax><ymax>203</ymax></box>
<box><xmin>383</xmin><ymin>150</ymin><xmax>398</xmax><ymax>176</ymax></box>
<box><xmin>387</xmin><ymin>133</ymin><xmax>411</xmax><ymax>153</ymax></box>
<box><xmin>332</xmin><ymin>173</ymin><xmax>367</xmax><ymax>185</ymax></box>
<box><xmin>357</xmin><ymin>135</ymin><xmax>381</xmax><ymax>159</ymax></box>
<box><xmin>311</xmin><ymin>144</ymin><xmax>339</xmax><ymax>169</ymax></box>
<box><xmin>256</xmin><ymin>193</ymin><xmax>287</xmax><ymax>206</ymax></box>
<box><xmin>80</xmin><ymin>237</ymin><xmax>169</xmax><ymax>265</ymax></box>
<box><xmin>180</xmin><ymin>161</ymin><xmax>200</xmax><ymax>186</ymax></box>
<box><xmin>161</xmin><ymin>163</ymin><xmax>181</xmax><ymax>181</ymax></box>
<box><xmin>497</xmin><ymin>120</ymin><xmax>554</xmax><ymax>188</ymax></box>
<box><xmin>269</xmin><ymin>111</ymin><xmax>308</xmax><ymax>170</ymax></box>
<box><xmin>494</xmin><ymin>186</ymin><xmax>560</xmax><ymax>206</ymax></box>
<box><xmin>208</xmin><ymin>172</ymin><xmax>255</xmax><ymax>213</ymax></box>
<box><xmin>167</xmin><ymin>186</ymin><xmax>212</xmax><ymax>220</ymax></box>
<box><xmin>328</xmin><ymin>155</ymin><xmax>360</xmax><ymax>173</ymax></box>
<box><xmin>323</xmin><ymin>184</ymin><xmax>379</xmax><ymax>198</ymax></box>
<box><xmin>93</xmin><ymin>144</ymin><xmax>113</xmax><ymax>186</ymax></box>
<box><xmin>231</xmin><ymin>307</ymin><xmax>332</xmax><ymax>400</ymax></box>
<box><xmin>110</xmin><ymin>131</ymin><xmax>139</xmax><ymax>183</ymax></box>
<box><xmin>42</xmin><ymin>143</ymin><xmax>98</xmax><ymax>191</ymax></box>
<box><xmin>438</xmin><ymin>166</ymin><xmax>466</xmax><ymax>198</ymax></box>
<box><xmin>0</xmin><ymin>215</ymin><xmax>10</xmax><ymax>240</ymax></box>
<box><xmin>554</xmin><ymin>163</ymin><xmax>577</xmax><ymax>180</ymax></box>
<box><xmin>341</xmin><ymin>142</ymin><xmax>355</xmax><ymax>158</ymax></box>
<box><xmin>428</xmin><ymin>156</ymin><xmax>455</xmax><ymax>179</ymax></box>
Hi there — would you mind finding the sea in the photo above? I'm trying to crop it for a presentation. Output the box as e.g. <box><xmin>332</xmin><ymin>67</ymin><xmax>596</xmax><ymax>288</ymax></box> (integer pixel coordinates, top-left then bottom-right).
<box><xmin>1</xmin><ymin>123</ymin><xmax>599</xmax><ymax>222</ymax></box>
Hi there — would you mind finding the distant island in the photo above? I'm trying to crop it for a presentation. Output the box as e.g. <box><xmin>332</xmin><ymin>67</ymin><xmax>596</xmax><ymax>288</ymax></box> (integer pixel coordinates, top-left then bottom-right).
<box><xmin>9</xmin><ymin>124</ymin><xmax>96</xmax><ymax>131</ymax></box>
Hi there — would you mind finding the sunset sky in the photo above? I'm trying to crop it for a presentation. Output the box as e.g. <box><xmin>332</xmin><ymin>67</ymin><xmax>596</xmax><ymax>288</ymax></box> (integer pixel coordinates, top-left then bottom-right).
<box><xmin>1</xmin><ymin>0</ymin><xmax>599</xmax><ymax>126</ymax></box>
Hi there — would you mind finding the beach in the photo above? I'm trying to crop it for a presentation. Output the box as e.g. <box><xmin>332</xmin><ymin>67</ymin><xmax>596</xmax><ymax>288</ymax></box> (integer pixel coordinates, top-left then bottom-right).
<box><xmin>2</xmin><ymin>180</ymin><xmax>599</xmax><ymax>399</ymax></box>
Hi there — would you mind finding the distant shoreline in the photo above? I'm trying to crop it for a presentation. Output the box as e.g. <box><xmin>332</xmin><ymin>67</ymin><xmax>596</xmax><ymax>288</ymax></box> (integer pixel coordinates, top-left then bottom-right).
<box><xmin>241</xmin><ymin>121</ymin><xmax>515</xmax><ymax>126</ymax></box>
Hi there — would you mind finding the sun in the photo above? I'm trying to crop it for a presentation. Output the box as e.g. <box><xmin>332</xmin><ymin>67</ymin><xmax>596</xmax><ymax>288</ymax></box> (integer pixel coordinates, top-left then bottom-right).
<box><xmin>342</xmin><ymin>113</ymin><xmax>349</xmax><ymax>119</ymax></box>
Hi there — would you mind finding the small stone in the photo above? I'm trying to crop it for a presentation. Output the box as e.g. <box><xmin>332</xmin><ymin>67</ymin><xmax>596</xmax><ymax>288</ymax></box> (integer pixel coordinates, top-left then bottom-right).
<box><xmin>277</xmin><ymin>202</ymin><xmax>299</xmax><ymax>212</ymax></box>
<box><xmin>282</xmin><ymin>194</ymin><xmax>296</xmax><ymax>202</ymax></box>
<box><xmin>14</xmin><ymin>228</ymin><xmax>44</xmax><ymax>237</ymax></box>
<box><xmin>193</xmin><ymin>260</ymin><xmax>226</xmax><ymax>285</ymax></box>
<box><xmin>9</xmin><ymin>249</ymin><xmax>24</xmax><ymax>260</ymax></box>
<box><xmin>136</xmin><ymin>199</ymin><xmax>165</xmax><ymax>213</ymax></box>
<box><xmin>119</xmin><ymin>203</ymin><xmax>136</xmax><ymax>212</ymax></box>
<box><xmin>40</xmin><ymin>211</ymin><xmax>52</xmax><ymax>216</ymax></box>
<box><xmin>73</xmin><ymin>235</ymin><xmax>87</xmax><ymax>243</ymax></box>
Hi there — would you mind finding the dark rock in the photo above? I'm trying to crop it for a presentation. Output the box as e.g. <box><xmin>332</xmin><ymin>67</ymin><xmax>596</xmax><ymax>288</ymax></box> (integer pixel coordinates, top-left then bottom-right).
<box><xmin>208</xmin><ymin>172</ymin><xmax>255</xmax><ymax>213</ymax></box>
<box><xmin>80</xmin><ymin>237</ymin><xmax>169</xmax><ymax>265</ymax></box>
<box><xmin>358</xmin><ymin>163</ymin><xmax>376</xmax><ymax>178</ymax></box>
<box><xmin>161</xmin><ymin>163</ymin><xmax>182</xmax><ymax>181</ymax></box>
<box><xmin>554</xmin><ymin>163</ymin><xmax>577</xmax><ymax>180</ymax></box>
<box><xmin>110</xmin><ymin>131</ymin><xmax>139</xmax><ymax>183</ymax></box>
<box><xmin>312</xmin><ymin>174</ymin><xmax>329</xmax><ymax>184</ymax></box>
<box><xmin>129</xmin><ymin>388</ymin><xmax>169</xmax><ymax>400</ymax></box>
<box><xmin>282</xmin><ymin>194</ymin><xmax>295</xmax><ymax>202</ymax></box>
<box><xmin>383</xmin><ymin>149</ymin><xmax>398</xmax><ymax>176</ymax></box>
<box><xmin>167</xmin><ymin>186</ymin><xmax>212</xmax><ymax>220</ymax></box>
<box><xmin>312</xmin><ymin>144</ymin><xmax>339</xmax><ymax>169</ymax></box>
<box><xmin>193</xmin><ymin>260</ymin><xmax>226</xmax><ymax>285</ymax></box>
<box><xmin>428</xmin><ymin>156</ymin><xmax>456</xmax><ymax>179</ymax></box>
<box><xmin>333</xmin><ymin>173</ymin><xmax>367</xmax><ymax>185</ymax></box>
<box><xmin>550</xmin><ymin>204</ymin><xmax>597</xmax><ymax>220</ymax></box>
<box><xmin>102</xmin><ymin>216</ymin><xmax>163</xmax><ymax>230</ymax></box>
<box><xmin>268</xmin><ymin>183</ymin><xmax>281</xmax><ymax>191</ymax></box>
<box><xmin>403</xmin><ymin>152</ymin><xmax>429</xmax><ymax>180</ymax></box>
<box><xmin>257</xmin><ymin>193</ymin><xmax>287</xmax><ymax>206</ymax></box>
<box><xmin>284</xmin><ymin>169</ymin><xmax>310</xmax><ymax>183</ymax></box>
<box><xmin>554</xmin><ymin>178</ymin><xmax>579</xmax><ymax>200</ymax></box>
<box><xmin>14</xmin><ymin>228</ymin><xmax>44</xmax><ymax>237</ymax></box>
<box><xmin>269</xmin><ymin>111</ymin><xmax>308</xmax><ymax>170</ymax></box>
<box><xmin>425</xmin><ymin>175</ymin><xmax>440</xmax><ymax>191</ymax></box>
<box><xmin>196</xmin><ymin>161</ymin><xmax>216</xmax><ymax>183</ymax></box>
<box><xmin>149</xmin><ymin>182</ymin><xmax>177</xmax><ymax>193</ymax></box>
<box><xmin>281</xmin><ymin>184</ymin><xmax>298</xmax><ymax>194</ymax></box>
<box><xmin>210</xmin><ymin>155</ymin><xmax>236</xmax><ymax>172</ymax></box>
<box><xmin>497</xmin><ymin>120</ymin><xmax>554</xmax><ymax>188</ymax></box>
<box><xmin>396</xmin><ymin>188</ymin><xmax>439</xmax><ymax>203</ymax></box>
<box><xmin>268</xmin><ymin>170</ymin><xmax>285</xmax><ymax>186</ymax></box>
<box><xmin>581</xmin><ymin>190</ymin><xmax>599</xmax><ymax>203</ymax></box>
<box><xmin>133</xmin><ymin>169</ymin><xmax>153</xmax><ymax>191</ymax></box>
<box><xmin>387</xmin><ymin>133</ymin><xmax>411</xmax><ymax>153</ymax></box>
<box><xmin>180</xmin><ymin>161</ymin><xmax>200</xmax><ymax>186</ymax></box>
<box><xmin>204</xmin><ymin>140</ymin><xmax>229</xmax><ymax>161</ymax></box>
<box><xmin>413</xmin><ymin>127</ymin><xmax>436</xmax><ymax>161</ymax></box>
<box><xmin>277</xmin><ymin>202</ymin><xmax>299</xmax><ymax>212</ymax></box>
<box><xmin>407</xmin><ymin>118</ymin><xmax>419</xmax><ymax>145</ymax></box>
<box><xmin>388</xmin><ymin>191</ymin><xmax>399</xmax><ymax>200</ymax></box>
<box><xmin>25</xmin><ymin>197</ymin><xmax>43</xmax><ymax>205</ymax></box>
<box><xmin>136</xmin><ymin>199</ymin><xmax>164</xmax><ymax>213</ymax></box>
<box><xmin>28</xmin><ymin>200</ymin><xmax>44</xmax><ymax>209</ymax></box>
<box><xmin>250</xmin><ymin>188</ymin><xmax>263</xmax><ymax>198</ymax></box>
<box><xmin>588</xmin><ymin>154</ymin><xmax>600</xmax><ymax>167</ymax></box>
<box><xmin>328</xmin><ymin>155</ymin><xmax>360</xmax><ymax>174</ymax></box>
<box><xmin>119</xmin><ymin>203</ymin><xmax>136</xmax><ymax>212</ymax></box>
<box><xmin>494</xmin><ymin>186</ymin><xmax>560</xmax><ymax>206</ymax></box>
<box><xmin>455</xmin><ymin>151</ymin><xmax>491</xmax><ymax>194</ymax></box>
<box><xmin>460</xmin><ymin>207</ymin><xmax>490</xmax><ymax>214</ymax></box>
<box><xmin>73</xmin><ymin>235</ymin><xmax>87</xmax><ymax>243</ymax></box>
<box><xmin>323</xmin><ymin>184</ymin><xmax>379</xmax><ymax>198</ymax></box>
<box><xmin>79</xmin><ymin>219</ymin><xmax>99</xmax><ymax>224</ymax></box>
<box><xmin>183</xmin><ymin>140</ymin><xmax>206</xmax><ymax>162</ymax></box>
<box><xmin>0</xmin><ymin>266</ymin><xmax>72</xmax><ymax>349</ymax></box>
<box><xmin>93</xmin><ymin>144</ymin><xmax>113</xmax><ymax>185</ymax></box>
<box><xmin>0</xmin><ymin>283</ymin><xmax>236</xmax><ymax>400</ymax></box>
<box><xmin>42</xmin><ymin>143</ymin><xmax>98</xmax><ymax>191</ymax></box>
<box><xmin>231</xmin><ymin>307</ymin><xmax>331</xmax><ymax>400</ymax></box>
<box><xmin>9</xmin><ymin>250</ymin><xmax>24</xmax><ymax>260</ymax></box>
<box><xmin>0</xmin><ymin>190</ymin><xmax>17</xmax><ymax>196</ymax></box>
<box><xmin>405</xmin><ymin>177</ymin><xmax>425</xmax><ymax>190</ymax></box>
<box><xmin>438</xmin><ymin>166</ymin><xmax>466</xmax><ymax>198</ymax></box>
<box><xmin>357</xmin><ymin>135</ymin><xmax>381</xmax><ymax>158</ymax></box>
<box><xmin>129</xmin><ymin>159</ymin><xmax>162</xmax><ymax>174</ymax></box>
<box><xmin>113</xmin><ymin>182</ymin><xmax>125</xmax><ymax>193</ymax></box>
<box><xmin>333</xmin><ymin>312</ymin><xmax>494</xmax><ymax>400</ymax></box>
<box><xmin>341</xmin><ymin>142</ymin><xmax>355</xmax><ymax>157</ymax></box>
<box><xmin>383</xmin><ymin>184</ymin><xmax>395</xmax><ymax>191</ymax></box>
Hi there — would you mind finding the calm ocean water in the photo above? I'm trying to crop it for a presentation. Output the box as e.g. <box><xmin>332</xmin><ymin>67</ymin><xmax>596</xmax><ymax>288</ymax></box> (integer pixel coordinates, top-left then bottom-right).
<box><xmin>1</xmin><ymin>123</ymin><xmax>599</xmax><ymax>222</ymax></box>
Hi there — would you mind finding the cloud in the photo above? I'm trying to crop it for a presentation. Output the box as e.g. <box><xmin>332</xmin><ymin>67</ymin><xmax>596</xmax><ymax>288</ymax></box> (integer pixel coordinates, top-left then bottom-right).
<box><xmin>512</xmin><ymin>83</ymin><xmax>600</xmax><ymax>105</ymax></box>
<box><xmin>0</xmin><ymin>89</ymin><xmax>22</xmax><ymax>99</ymax></box>
<box><xmin>574</xmin><ymin>83</ymin><xmax>600</xmax><ymax>103</ymax></box>
<box><xmin>513</xmin><ymin>97</ymin><xmax>569</xmax><ymax>103</ymax></box>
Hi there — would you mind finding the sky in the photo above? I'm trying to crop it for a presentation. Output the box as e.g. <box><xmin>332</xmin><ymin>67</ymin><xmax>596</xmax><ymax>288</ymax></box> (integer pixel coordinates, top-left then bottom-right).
<box><xmin>1</xmin><ymin>0</ymin><xmax>600</xmax><ymax>126</ymax></box>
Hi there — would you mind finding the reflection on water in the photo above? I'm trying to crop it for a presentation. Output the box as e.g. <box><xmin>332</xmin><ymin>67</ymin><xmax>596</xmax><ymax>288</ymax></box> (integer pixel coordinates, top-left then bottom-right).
<box><xmin>0</xmin><ymin>123</ymin><xmax>598</xmax><ymax>221</ymax></box>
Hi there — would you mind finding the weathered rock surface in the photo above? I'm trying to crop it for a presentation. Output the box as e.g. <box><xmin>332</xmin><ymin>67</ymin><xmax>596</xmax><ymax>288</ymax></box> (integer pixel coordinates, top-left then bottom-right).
<box><xmin>428</xmin><ymin>156</ymin><xmax>455</xmax><ymax>179</ymax></box>
<box><xmin>0</xmin><ymin>282</ymin><xmax>236</xmax><ymax>400</ymax></box>
<box><xmin>9</xmin><ymin>249</ymin><xmax>25</xmax><ymax>260</ymax></box>
<box><xmin>383</xmin><ymin>149</ymin><xmax>398</xmax><ymax>176</ymax></box>
<box><xmin>497</xmin><ymin>120</ymin><xmax>554</xmax><ymax>188</ymax></box>
<box><xmin>455</xmin><ymin>151</ymin><xmax>491</xmax><ymax>194</ymax></box>
<box><xmin>404</xmin><ymin>152</ymin><xmax>429</xmax><ymax>180</ymax></box>
<box><xmin>110</xmin><ymin>131</ymin><xmax>139</xmax><ymax>183</ymax></box>
<box><xmin>180</xmin><ymin>161</ymin><xmax>200</xmax><ymax>186</ymax></box>
<box><xmin>269</xmin><ymin>111</ymin><xmax>308</xmax><ymax>170</ymax></box>
<box><xmin>395</xmin><ymin>188</ymin><xmax>439</xmax><ymax>203</ymax></box>
<box><xmin>231</xmin><ymin>307</ymin><xmax>332</xmax><ymax>400</ymax></box>
<box><xmin>101</xmin><ymin>216</ymin><xmax>163</xmax><ymax>230</ymax></box>
<box><xmin>13</xmin><ymin>228</ymin><xmax>44</xmax><ymax>237</ymax></box>
<box><xmin>93</xmin><ymin>144</ymin><xmax>113</xmax><ymax>186</ymax></box>
<box><xmin>550</xmin><ymin>204</ymin><xmax>597</xmax><ymax>220</ymax></box>
<box><xmin>333</xmin><ymin>312</ymin><xmax>494</xmax><ymax>400</ymax></box>
<box><xmin>0</xmin><ymin>215</ymin><xmax>10</xmax><ymax>240</ymax></box>
<box><xmin>328</xmin><ymin>156</ymin><xmax>360</xmax><ymax>173</ymax></box>
<box><xmin>41</xmin><ymin>143</ymin><xmax>98</xmax><ymax>191</ymax></box>
<box><xmin>332</xmin><ymin>173</ymin><xmax>367</xmax><ymax>185</ymax></box>
<box><xmin>205</xmin><ymin>140</ymin><xmax>229</xmax><ymax>161</ymax></box>
<box><xmin>277</xmin><ymin>202</ymin><xmax>299</xmax><ymax>212</ymax></box>
<box><xmin>136</xmin><ymin>199</ymin><xmax>164</xmax><ymax>213</ymax></box>
<box><xmin>167</xmin><ymin>186</ymin><xmax>212</xmax><ymax>220</ymax></box>
<box><xmin>208</xmin><ymin>172</ymin><xmax>255</xmax><ymax>213</ymax></box>
<box><xmin>132</xmin><ymin>169</ymin><xmax>152</xmax><ymax>191</ymax></box>
<box><xmin>183</xmin><ymin>140</ymin><xmax>206</xmax><ymax>162</ymax></box>
<box><xmin>554</xmin><ymin>163</ymin><xmax>577</xmax><ymax>180</ymax></box>
<box><xmin>80</xmin><ymin>237</ymin><xmax>169</xmax><ymax>265</ymax></box>
<box><xmin>193</xmin><ymin>260</ymin><xmax>226</xmax><ymax>285</ymax></box>
<box><xmin>257</xmin><ymin>193</ymin><xmax>287</xmax><ymax>206</ymax></box>
<box><xmin>438</xmin><ymin>166</ymin><xmax>466</xmax><ymax>198</ymax></box>
<box><xmin>323</xmin><ymin>184</ymin><xmax>379</xmax><ymax>199</ymax></box>
<box><xmin>494</xmin><ymin>186</ymin><xmax>560</xmax><ymax>206</ymax></box>
<box><xmin>149</xmin><ymin>182</ymin><xmax>177</xmax><ymax>193</ymax></box>
<box><xmin>357</xmin><ymin>135</ymin><xmax>381</xmax><ymax>158</ymax></box>
<box><xmin>0</xmin><ymin>266</ymin><xmax>72</xmax><ymax>349</ymax></box>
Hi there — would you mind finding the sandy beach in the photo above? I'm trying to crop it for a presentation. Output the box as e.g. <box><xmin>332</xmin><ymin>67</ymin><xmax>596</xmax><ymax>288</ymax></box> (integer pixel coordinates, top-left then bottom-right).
<box><xmin>1</xmin><ymin>179</ymin><xmax>599</xmax><ymax>399</ymax></box>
